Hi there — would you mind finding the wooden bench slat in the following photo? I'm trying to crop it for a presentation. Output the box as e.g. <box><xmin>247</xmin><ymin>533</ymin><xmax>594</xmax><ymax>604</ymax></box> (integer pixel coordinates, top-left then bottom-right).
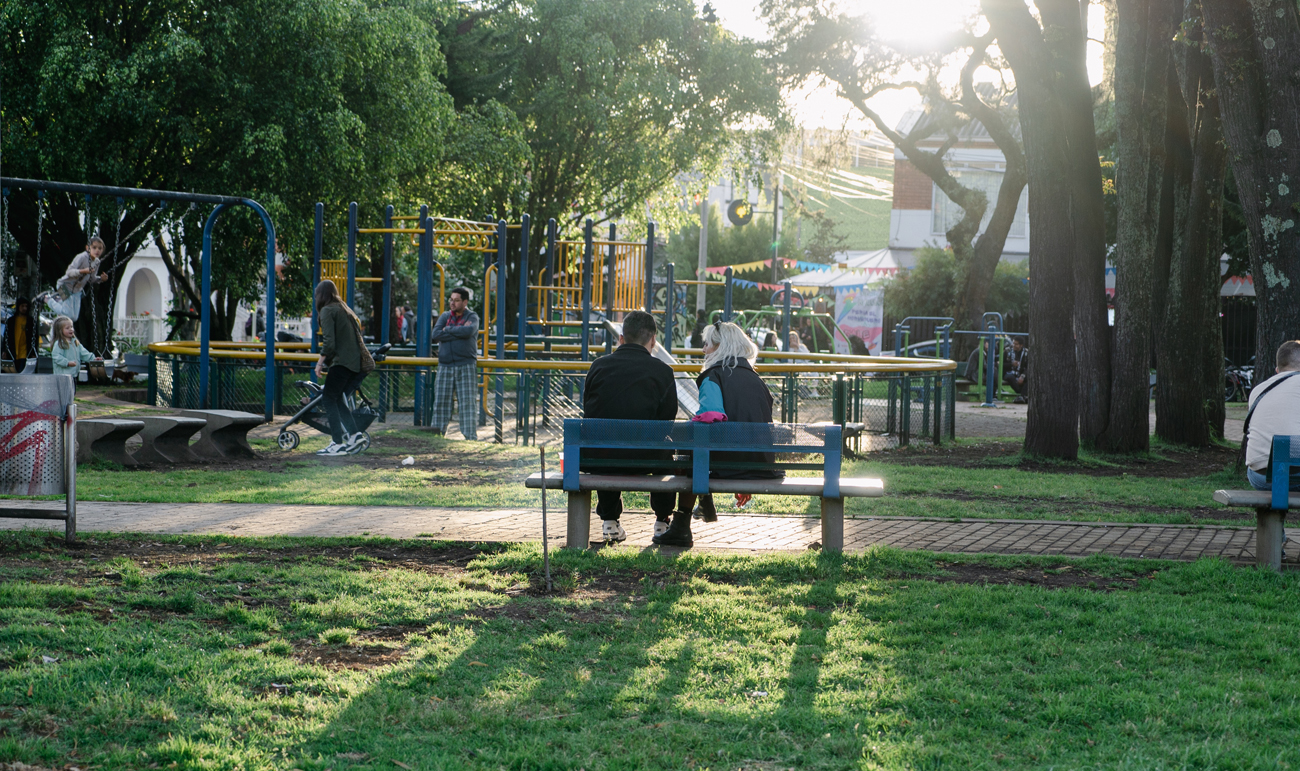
<box><xmin>1213</xmin><ymin>489</ymin><xmax>1300</xmax><ymax>508</ymax></box>
<box><xmin>525</xmin><ymin>471</ymin><xmax>883</xmax><ymax>498</ymax></box>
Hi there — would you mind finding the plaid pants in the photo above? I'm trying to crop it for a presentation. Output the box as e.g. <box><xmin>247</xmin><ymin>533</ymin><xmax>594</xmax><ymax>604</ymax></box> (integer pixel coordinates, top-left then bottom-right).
<box><xmin>431</xmin><ymin>362</ymin><xmax>479</xmax><ymax>440</ymax></box>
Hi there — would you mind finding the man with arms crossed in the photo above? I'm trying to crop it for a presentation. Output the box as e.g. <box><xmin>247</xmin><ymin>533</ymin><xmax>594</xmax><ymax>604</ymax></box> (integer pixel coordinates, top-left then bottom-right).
<box><xmin>582</xmin><ymin>310</ymin><xmax>679</xmax><ymax>542</ymax></box>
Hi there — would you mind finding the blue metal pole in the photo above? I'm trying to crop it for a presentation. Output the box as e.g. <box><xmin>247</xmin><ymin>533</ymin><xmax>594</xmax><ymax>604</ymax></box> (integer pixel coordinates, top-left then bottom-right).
<box><xmin>723</xmin><ymin>267</ymin><xmax>733</xmax><ymax>322</ymax></box>
<box><xmin>581</xmin><ymin>219</ymin><xmax>593</xmax><ymax>362</ymax></box>
<box><xmin>381</xmin><ymin>205</ymin><xmax>393</xmax><ymax>347</ymax></box>
<box><xmin>255</xmin><ymin>202</ymin><xmax>279</xmax><ymax>422</ymax></box>
<box><xmin>664</xmin><ymin>263</ymin><xmax>675</xmax><ymax>349</ymax></box>
<box><xmin>414</xmin><ymin>217</ymin><xmax>433</xmax><ymax>425</ymax></box>
<box><xmin>495</xmin><ymin>220</ymin><xmax>507</xmax><ymax>443</ymax></box>
<box><xmin>346</xmin><ymin>202</ymin><xmax>357</xmax><ymax>310</ymax></box>
<box><xmin>644</xmin><ymin>222</ymin><xmax>655</xmax><ymax>312</ymax></box>
<box><xmin>517</xmin><ymin>213</ymin><xmax>530</xmax><ymax>361</ymax></box>
<box><xmin>605</xmin><ymin>223</ymin><xmax>616</xmax><ymax>355</ymax></box>
<box><xmin>199</xmin><ymin>204</ymin><xmax>230</xmax><ymax>409</ymax></box>
<box><xmin>311</xmin><ymin>202</ymin><xmax>322</xmax><ymax>357</ymax></box>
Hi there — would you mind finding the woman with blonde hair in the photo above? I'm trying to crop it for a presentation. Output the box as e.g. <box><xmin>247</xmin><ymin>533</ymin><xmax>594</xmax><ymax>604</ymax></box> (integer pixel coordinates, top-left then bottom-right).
<box><xmin>49</xmin><ymin>315</ymin><xmax>98</xmax><ymax>372</ymax></box>
<box><xmin>653</xmin><ymin>320</ymin><xmax>782</xmax><ymax>547</ymax></box>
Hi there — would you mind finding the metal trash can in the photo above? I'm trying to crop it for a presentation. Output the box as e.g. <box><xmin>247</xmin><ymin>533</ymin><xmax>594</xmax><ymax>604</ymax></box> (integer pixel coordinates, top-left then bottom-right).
<box><xmin>0</xmin><ymin>374</ymin><xmax>77</xmax><ymax>542</ymax></box>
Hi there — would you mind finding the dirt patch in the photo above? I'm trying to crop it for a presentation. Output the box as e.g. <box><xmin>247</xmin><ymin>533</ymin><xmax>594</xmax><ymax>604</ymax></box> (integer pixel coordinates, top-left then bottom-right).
<box><xmin>293</xmin><ymin>626</ymin><xmax>420</xmax><ymax>671</ymax></box>
<box><xmin>0</xmin><ymin>538</ymin><xmax>511</xmax><ymax>583</ymax></box>
<box><xmin>926</xmin><ymin>561</ymin><xmax>1148</xmax><ymax>591</ymax></box>
<box><xmin>875</xmin><ymin>441</ymin><xmax>1237</xmax><ymax>478</ymax></box>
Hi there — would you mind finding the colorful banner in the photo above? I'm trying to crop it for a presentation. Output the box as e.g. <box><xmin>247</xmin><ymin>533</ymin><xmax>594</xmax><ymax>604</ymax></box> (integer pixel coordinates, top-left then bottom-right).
<box><xmin>834</xmin><ymin>286</ymin><xmax>884</xmax><ymax>355</ymax></box>
<box><xmin>702</xmin><ymin>258</ymin><xmax>898</xmax><ymax>278</ymax></box>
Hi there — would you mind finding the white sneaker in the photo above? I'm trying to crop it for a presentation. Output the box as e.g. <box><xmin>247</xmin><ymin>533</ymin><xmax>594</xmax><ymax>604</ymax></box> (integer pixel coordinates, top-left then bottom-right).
<box><xmin>601</xmin><ymin>520</ymin><xmax>627</xmax><ymax>542</ymax></box>
<box><xmin>316</xmin><ymin>442</ymin><xmax>349</xmax><ymax>457</ymax></box>
<box><xmin>654</xmin><ymin>519</ymin><xmax>670</xmax><ymax>537</ymax></box>
<box><xmin>345</xmin><ymin>432</ymin><xmax>369</xmax><ymax>454</ymax></box>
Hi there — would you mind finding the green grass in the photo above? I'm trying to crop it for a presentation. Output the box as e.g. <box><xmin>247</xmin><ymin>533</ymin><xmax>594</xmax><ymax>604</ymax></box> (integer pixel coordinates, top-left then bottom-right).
<box><xmin>2</xmin><ymin>533</ymin><xmax>1298</xmax><ymax>769</ymax></box>
<box><xmin>800</xmin><ymin>166</ymin><xmax>894</xmax><ymax>251</ymax></box>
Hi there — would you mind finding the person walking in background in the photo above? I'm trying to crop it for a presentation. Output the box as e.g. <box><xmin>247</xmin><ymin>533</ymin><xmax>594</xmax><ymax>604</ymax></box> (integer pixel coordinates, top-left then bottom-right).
<box><xmin>314</xmin><ymin>280</ymin><xmax>375</xmax><ymax>457</ymax></box>
<box><xmin>655</xmin><ymin>320</ymin><xmax>781</xmax><ymax>547</ymax></box>
<box><xmin>3</xmin><ymin>298</ymin><xmax>39</xmax><ymax>372</ymax></box>
<box><xmin>49</xmin><ymin>315</ymin><xmax>98</xmax><ymax>372</ymax></box>
<box><xmin>583</xmin><ymin>310</ymin><xmax>679</xmax><ymax>543</ymax></box>
<box><xmin>690</xmin><ymin>310</ymin><xmax>707</xmax><ymax>349</ymax></box>
<box><xmin>431</xmin><ymin>287</ymin><xmax>480</xmax><ymax>440</ymax></box>
<box><xmin>404</xmin><ymin>306</ymin><xmax>416</xmax><ymax>344</ymax></box>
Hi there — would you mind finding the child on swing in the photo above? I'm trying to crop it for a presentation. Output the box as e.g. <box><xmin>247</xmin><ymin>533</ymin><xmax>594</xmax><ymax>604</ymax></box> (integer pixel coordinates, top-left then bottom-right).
<box><xmin>38</xmin><ymin>237</ymin><xmax>108</xmax><ymax>321</ymax></box>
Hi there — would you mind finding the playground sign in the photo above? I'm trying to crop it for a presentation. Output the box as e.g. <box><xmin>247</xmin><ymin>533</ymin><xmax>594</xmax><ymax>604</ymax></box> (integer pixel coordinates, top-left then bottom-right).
<box><xmin>833</xmin><ymin>286</ymin><xmax>884</xmax><ymax>355</ymax></box>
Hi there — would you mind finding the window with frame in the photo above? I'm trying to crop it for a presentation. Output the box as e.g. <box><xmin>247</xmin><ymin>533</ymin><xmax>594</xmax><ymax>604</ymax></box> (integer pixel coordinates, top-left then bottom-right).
<box><xmin>931</xmin><ymin>168</ymin><xmax>1027</xmax><ymax>238</ymax></box>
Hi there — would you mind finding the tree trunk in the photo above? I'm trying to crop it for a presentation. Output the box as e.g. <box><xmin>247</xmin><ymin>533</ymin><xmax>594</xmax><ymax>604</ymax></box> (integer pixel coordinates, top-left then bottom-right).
<box><xmin>1099</xmin><ymin>0</ymin><xmax>1177</xmax><ymax>452</ymax></box>
<box><xmin>959</xmin><ymin>46</ymin><xmax>1029</xmax><ymax>328</ymax></box>
<box><xmin>1156</xmin><ymin>13</ymin><xmax>1227</xmax><ymax>447</ymax></box>
<box><xmin>983</xmin><ymin>0</ymin><xmax>1109</xmax><ymax>458</ymax></box>
<box><xmin>1200</xmin><ymin>0</ymin><xmax>1300</xmax><ymax>386</ymax></box>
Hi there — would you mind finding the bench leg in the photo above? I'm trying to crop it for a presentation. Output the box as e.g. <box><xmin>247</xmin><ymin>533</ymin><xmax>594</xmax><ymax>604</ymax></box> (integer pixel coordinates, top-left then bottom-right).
<box><xmin>566</xmin><ymin>490</ymin><xmax>591</xmax><ymax>550</ymax></box>
<box><xmin>820</xmin><ymin>497</ymin><xmax>844</xmax><ymax>554</ymax></box>
<box><xmin>1257</xmin><ymin>508</ymin><xmax>1285</xmax><ymax>571</ymax></box>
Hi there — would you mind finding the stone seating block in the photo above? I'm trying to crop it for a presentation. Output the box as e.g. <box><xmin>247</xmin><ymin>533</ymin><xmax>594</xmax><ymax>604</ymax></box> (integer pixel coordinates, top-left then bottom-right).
<box><xmin>134</xmin><ymin>416</ymin><xmax>206</xmax><ymax>465</ymax></box>
<box><xmin>76</xmin><ymin>419</ymin><xmax>145</xmax><ymax>467</ymax></box>
<box><xmin>180</xmin><ymin>409</ymin><xmax>266</xmax><ymax>459</ymax></box>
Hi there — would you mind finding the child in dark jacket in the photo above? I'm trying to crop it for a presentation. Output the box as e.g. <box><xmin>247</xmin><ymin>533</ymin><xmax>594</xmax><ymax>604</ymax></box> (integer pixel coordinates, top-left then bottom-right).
<box><xmin>654</xmin><ymin>321</ymin><xmax>780</xmax><ymax>547</ymax></box>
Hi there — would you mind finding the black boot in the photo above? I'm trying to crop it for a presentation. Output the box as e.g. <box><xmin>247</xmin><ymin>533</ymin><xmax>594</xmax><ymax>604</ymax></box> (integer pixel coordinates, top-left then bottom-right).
<box><xmin>653</xmin><ymin>511</ymin><xmax>693</xmax><ymax>547</ymax></box>
<box><xmin>694</xmin><ymin>494</ymin><xmax>718</xmax><ymax>523</ymax></box>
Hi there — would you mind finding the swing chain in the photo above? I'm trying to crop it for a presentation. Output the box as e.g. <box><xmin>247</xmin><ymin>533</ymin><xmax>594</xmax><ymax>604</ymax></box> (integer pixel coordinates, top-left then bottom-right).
<box><xmin>102</xmin><ymin>197</ymin><xmax>126</xmax><ymax>356</ymax></box>
<box><xmin>34</xmin><ymin>193</ymin><xmax>45</xmax><ymax>303</ymax></box>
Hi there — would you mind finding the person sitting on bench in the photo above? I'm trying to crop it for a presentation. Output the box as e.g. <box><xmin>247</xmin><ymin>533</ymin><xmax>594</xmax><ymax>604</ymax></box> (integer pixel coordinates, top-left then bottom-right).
<box><xmin>1244</xmin><ymin>340</ymin><xmax>1300</xmax><ymax>492</ymax></box>
<box><xmin>582</xmin><ymin>310</ymin><xmax>679</xmax><ymax>543</ymax></box>
<box><xmin>655</xmin><ymin>321</ymin><xmax>782</xmax><ymax>548</ymax></box>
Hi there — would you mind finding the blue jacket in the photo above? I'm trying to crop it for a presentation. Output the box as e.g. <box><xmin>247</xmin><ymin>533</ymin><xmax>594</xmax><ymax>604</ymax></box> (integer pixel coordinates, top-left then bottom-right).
<box><xmin>432</xmin><ymin>308</ymin><xmax>479</xmax><ymax>366</ymax></box>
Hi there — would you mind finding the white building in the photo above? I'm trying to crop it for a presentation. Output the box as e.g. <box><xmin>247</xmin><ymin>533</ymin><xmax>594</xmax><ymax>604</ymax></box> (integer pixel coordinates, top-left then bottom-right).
<box><xmin>888</xmin><ymin>96</ymin><xmax>1029</xmax><ymax>267</ymax></box>
<box><xmin>113</xmin><ymin>240</ymin><xmax>173</xmax><ymax>346</ymax></box>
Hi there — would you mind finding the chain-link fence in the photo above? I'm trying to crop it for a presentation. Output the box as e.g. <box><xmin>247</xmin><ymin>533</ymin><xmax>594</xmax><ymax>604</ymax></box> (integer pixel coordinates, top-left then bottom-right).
<box><xmin>150</xmin><ymin>353</ymin><xmax>954</xmax><ymax>449</ymax></box>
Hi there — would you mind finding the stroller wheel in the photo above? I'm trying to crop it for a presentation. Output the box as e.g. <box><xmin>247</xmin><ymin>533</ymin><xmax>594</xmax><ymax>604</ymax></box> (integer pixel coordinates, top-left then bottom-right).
<box><xmin>277</xmin><ymin>431</ymin><xmax>300</xmax><ymax>450</ymax></box>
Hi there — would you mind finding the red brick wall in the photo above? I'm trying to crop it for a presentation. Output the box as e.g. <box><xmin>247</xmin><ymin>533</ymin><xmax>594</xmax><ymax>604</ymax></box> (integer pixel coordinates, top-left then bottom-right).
<box><xmin>892</xmin><ymin>159</ymin><xmax>933</xmax><ymax>210</ymax></box>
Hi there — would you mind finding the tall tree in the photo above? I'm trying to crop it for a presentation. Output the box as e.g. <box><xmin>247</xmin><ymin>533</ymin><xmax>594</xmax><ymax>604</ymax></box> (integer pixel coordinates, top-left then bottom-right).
<box><xmin>1153</xmin><ymin>0</ymin><xmax>1228</xmax><ymax>446</ymax></box>
<box><xmin>1098</xmin><ymin>0</ymin><xmax>1178</xmax><ymax>452</ymax></box>
<box><xmin>761</xmin><ymin>2</ymin><xmax>1027</xmax><ymax>332</ymax></box>
<box><xmin>982</xmin><ymin>0</ymin><xmax>1110</xmax><ymax>458</ymax></box>
<box><xmin>1200</xmin><ymin>0</ymin><xmax>1300</xmax><ymax>385</ymax></box>
<box><xmin>2</xmin><ymin>0</ymin><xmax>526</xmax><ymax>339</ymax></box>
<box><xmin>443</xmin><ymin>0</ymin><xmax>785</xmax><ymax>268</ymax></box>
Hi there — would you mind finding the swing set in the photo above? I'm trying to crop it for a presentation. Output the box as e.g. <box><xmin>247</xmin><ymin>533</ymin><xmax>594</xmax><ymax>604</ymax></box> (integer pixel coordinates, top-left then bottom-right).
<box><xmin>1</xmin><ymin>177</ymin><xmax>280</xmax><ymax>416</ymax></box>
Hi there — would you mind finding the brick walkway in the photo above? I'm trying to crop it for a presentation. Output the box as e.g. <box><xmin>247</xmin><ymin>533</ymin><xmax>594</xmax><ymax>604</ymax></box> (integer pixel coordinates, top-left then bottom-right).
<box><xmin>1</xmin><ymin>501</ymin><xmax>1292</xmax><ymax>565</ymax></box>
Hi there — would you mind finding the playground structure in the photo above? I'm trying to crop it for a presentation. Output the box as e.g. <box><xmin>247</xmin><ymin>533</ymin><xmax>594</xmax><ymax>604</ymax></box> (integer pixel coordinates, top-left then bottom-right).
<box><xmin>1</xmin><ymin>179</ymin><xmax>958</xmax><ymax>447</ymax></box>
<box><xmin>889</xmin><ymin>313</ymin><xmax>1028</xmax><ymax>405</ymax></box>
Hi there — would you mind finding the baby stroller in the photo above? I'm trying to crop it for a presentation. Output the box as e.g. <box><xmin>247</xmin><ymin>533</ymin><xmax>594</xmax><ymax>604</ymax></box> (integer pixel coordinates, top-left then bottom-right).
<box><xmin>276</xmin><ymin>344</ymin><xmax>391</xmax><ymax>452</ymax></box>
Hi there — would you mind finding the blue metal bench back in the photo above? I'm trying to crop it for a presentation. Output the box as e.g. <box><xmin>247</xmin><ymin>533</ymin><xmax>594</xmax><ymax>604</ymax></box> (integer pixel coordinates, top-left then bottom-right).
<box><xmin>563</xmin><ymin>419</ymin><xmax>842</xmax><ymax>497</ymax></box>
<box><xmin>1272</xmin><ymin>435</ymin><xmax>1300</xmax><ymax>510</ymax></box>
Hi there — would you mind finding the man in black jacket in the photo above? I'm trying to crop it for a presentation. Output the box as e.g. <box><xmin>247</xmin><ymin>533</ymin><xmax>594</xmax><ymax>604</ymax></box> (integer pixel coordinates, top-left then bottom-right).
<box><xmin>582</xmin><ymin>310</ymin><xmax>679</xmax><ymax>542</ymax></box>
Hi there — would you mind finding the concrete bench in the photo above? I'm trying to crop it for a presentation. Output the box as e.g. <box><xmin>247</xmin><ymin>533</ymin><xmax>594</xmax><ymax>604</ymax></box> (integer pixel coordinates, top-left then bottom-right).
<box><xmin>524</xmin><ymin>419</ymin><xmax>884</xmax><ymax>552</ymax></box>
<box><xmin>180</xmin><ymin>409</ymin><xmax>266</xmax><ymax>459</ymax></box>
<box><xmin>76</xmin><ymin>418</ymin><xmax>145</xmax><ymax>467</ymax></box>
<box><xmin>1213</xmin><ymin>434</ymin><xmax>1299</xmax><ymax>570</ymax></box>
<box><xmin>133</xmin><ymin>416</ymin><xmax>206</xmax><ymax>465</ymax></box>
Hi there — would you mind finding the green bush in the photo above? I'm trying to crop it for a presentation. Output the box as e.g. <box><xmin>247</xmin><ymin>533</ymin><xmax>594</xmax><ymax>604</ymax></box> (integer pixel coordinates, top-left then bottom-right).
<box><xmin>883</xmin><ymin>246</ymin><xmax>1029</xmax><ymax>325</ymax></box>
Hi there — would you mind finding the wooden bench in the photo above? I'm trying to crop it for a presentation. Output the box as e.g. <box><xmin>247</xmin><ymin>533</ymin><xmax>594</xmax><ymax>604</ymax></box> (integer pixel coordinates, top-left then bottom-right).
<box><xmin>180</xmin><ymin>409</ymin><xmax>265</xmax><ymax>459</ymax></box>
<box><xmin>1213</xmin><ymin>435</ymin><xmax>1299</xmax><ymax>570</ymax></box>
<box><xmin>525</xmin><ymin>419</ymin><xmax>884</xmax><ymax>552</ymax></box>
<box><xmin>75</xmin><ymin>418</ymin><xmax>144</xmax><ymax>467</ymax></box>
<box><xmin>133</xmin><ymin>416</ymin><xmax>206</xmax><ymax>465</ymax></box>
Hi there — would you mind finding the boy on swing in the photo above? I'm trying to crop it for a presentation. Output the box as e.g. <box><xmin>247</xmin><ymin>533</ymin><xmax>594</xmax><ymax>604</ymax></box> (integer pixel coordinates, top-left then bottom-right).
<box><xmin>38</xmin><ymin>237</ymin><xmax>109</xmax><ymax>321</ymax></box>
